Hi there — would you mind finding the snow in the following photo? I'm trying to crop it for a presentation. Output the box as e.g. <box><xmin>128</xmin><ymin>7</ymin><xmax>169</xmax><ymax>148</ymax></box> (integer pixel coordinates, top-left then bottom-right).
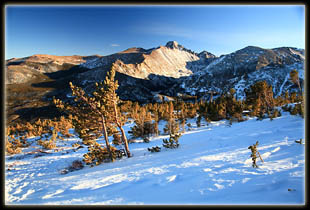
<box><xmin>289</xmin><ymin>48</ymin><xmax>305</xmax><ymax>60</ymax></box>
<box><xmin>204</xmin><ymin>55</ymin><xmax>226</xmax><ymax>72</ymax></box>
<box><xmin>5</xmin><ymin>111</ymin><xmax>305</xmax><ymax>205</ymax></box>
<box><xmin>278</xmin><ymin>73</ymin><xmax>290</xmax><ymax>96</ymax></box>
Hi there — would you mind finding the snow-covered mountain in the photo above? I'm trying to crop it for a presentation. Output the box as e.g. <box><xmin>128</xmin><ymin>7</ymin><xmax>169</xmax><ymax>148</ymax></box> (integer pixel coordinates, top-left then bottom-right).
<box><xmin>74</xmin><ymin>43</ymin><xmax>304</xmax><ymax>102</ymax></box>
<box><xmin>67</xmin><ymin>41</ymin><xmax>216</xmax><ymax>102</ymax></box>
<box><xmin>175</xmin><ymin>46</ymin><xmax>304</xmax><ymax>100</ymax></box>
<box><xmin>79</xmin><ymin>41</ymin><xmax>213</xmax><ymax>79</ymax></box>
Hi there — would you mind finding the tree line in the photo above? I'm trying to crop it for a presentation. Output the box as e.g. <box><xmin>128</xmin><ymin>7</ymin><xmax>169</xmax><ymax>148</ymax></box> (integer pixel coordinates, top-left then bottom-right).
<box><xmin>6</xmin><ymin>68</ymin><xmax>304</xmax><ymax>167</ymax></box>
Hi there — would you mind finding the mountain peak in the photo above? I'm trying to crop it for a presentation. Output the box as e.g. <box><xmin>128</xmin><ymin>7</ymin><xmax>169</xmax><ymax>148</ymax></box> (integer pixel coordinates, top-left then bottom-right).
<box><xmin>120</xmin><ymin>47</ymin><xmax>147</xmax><ymax>54</ymax></box>
<box><xmin>198</xmin><ymin>51</ymin><xmax>217</xmax><ymax>59</ymax></box>
<box><xmin>165</xmin><ymin>41</ymin><xmax>182</xmax><ymax>49</ymax></box>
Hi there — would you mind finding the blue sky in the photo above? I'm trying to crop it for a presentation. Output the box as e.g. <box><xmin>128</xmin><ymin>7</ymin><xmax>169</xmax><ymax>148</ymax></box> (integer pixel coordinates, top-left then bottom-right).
<box><xmin>5</xmin><ymin>5</ymin><xmax>305</xmax><ymax>59</ymax></box>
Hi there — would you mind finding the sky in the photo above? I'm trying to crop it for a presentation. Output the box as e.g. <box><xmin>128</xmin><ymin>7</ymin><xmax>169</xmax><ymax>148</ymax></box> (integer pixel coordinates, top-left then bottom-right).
<box><xmin>5</xmin><ymin>5</ymin><xmax>305</xmax><ymax>59</ymax></box>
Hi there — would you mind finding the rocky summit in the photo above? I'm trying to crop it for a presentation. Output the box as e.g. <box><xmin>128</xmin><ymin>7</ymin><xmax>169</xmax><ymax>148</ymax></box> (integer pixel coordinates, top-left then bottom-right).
<box><xmin>5</xmin><ymin>41</ymin><xmax>304</xmax><ymax>124</ymax></box>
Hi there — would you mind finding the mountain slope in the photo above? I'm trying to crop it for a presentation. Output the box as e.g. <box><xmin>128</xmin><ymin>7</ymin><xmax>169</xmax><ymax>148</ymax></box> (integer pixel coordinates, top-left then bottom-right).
<box><xmin>69</xmin><ymin>41</ymin><xmax>216</xmax><ymax>102</ymax></box>
<box><xmin>5</xmin><ymin>111</ymin><xmax>305</xmax><ymax>204</ymax></box>
<box><xmin>80</xmin><ymin>41</ymin><xmax>214</xmax><ymax>79</ymax></box>
<box><xmin>176</xmin><ymin>46</ymin><xmax>304</xmax><ymax>99</ymax></box>
<box><xmin>5</xmin><ymin>54</ymin><xmax>99</xmax><ymax>84</ymax></box>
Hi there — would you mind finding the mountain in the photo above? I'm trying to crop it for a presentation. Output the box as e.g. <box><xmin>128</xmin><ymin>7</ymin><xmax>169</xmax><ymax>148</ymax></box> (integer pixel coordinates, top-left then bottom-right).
<box><xmin>175</xmin><ymin>46</ymin><xmax>304</xmax><ymax>100</ymax></box>
<box><xmin>73</xmin><ymin>43</ymin><xmax>304</xmax><ymax>102</ymax></box>
<box><xmin>69</xmin><ymin>41</ymin><xmax>216</xmax><ymax>102</ymax></box>
<box><xmin>5</xmin><ymin>41</ymin><xmax>304</xmax><ymax>124</ymax></box>
<box><xmin>5</xmin><ymin>54</ymin><xmax>101</xmax><ymax>84</ymax></box>
<box><xmin>5</xmin><ymin>54</ymin><xmax>100</xmax><ymax>123</ymax></box>
<box><xmin>79</xmin><ymin>41</ymin><xmax>214</xmax><ymax>79</ymax></box>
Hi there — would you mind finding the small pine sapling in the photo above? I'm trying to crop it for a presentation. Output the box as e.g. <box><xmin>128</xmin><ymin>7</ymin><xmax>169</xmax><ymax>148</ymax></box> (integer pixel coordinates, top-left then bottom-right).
<box><xmin>248</xmin><ymin>141</ymin><xmax>264</xmax><ymax>168</ymax></box>
<box><xmin>187</xmin><ymin>123</ymin><xmax>192</xmax><ymax>131</ymax></box>
<box><xmin>37</xmin><ymin>129</ymin><xmax>58</xmax><ymax>150</ymax></box>
<box><xmin>163</xmin><ymin>133</ymin><xmax>181</xmax><ymax>149</ymax></box>
<box><xmin>143</xmin><ymin>137</ymin><xmax>150</xmax><ymax>143</ymax></box>
<box><xmin>148</xmin><ymin>146</ymin><xmax>161</xmax><ymax>152</ymax></box>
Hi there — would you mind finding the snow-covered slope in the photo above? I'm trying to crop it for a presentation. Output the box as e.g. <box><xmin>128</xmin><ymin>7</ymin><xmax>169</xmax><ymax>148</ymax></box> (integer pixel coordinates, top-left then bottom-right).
<box><xmin>5</xmin><ymin>111</ymin><xmax>305</xmax><ymax>205</ymax></box>
<box><xmin>177</xmin><ymin>46</ymin><xmax>304</xmax><ymax>100</ymax></box>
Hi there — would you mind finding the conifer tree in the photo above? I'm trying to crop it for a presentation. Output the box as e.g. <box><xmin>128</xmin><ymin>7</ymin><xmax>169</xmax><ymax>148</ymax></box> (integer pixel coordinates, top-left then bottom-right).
<box><xmin>245</xmin><ymin>80</ymin><xmax>274</xmax><ymax>117</ymax></box>
<box><xmin>289</xmin><ymin>69</ymin><xmax>302</xmax><ymax>94</ymax></box>
<box><xmin>101</xmin><ymin>66</ymin><xmax>131</xmax><ymax>157</ymax></box>
<box><xmin>196</xmin><ymin>115</ymin><xmax>201</xmax><ymax>127</ymax></box>
<box><xmin>179</xmin><ymin>101</ymin><xmax>187</xmax><ymax>133</ymax></box>
<box><xmin>153</xmin><ymin>111</ymin><xmax>160</xmax><ymax>136</ymax></box>
<box><xmin>163</xmin><ymin>101</ymin><xmax>179</xmax><ymax>135</ymax></box>
<box><xmin>54</xmin><ymin>81</ymin><xmax>114</xmax><ymax>162</ymax></box>
<box><xmin>130</xmin><ymin>105</ymin><xmax>155</xmax><ymax>139</ymax></box>
<box><xmin>162</xmin><ymin>133</ymin><xmax>181</xmax><ymax>149</ymax></box>
<box><xmin>248</xmin><ymin>141</ymin><xmax>264</xmax><ymax>168</ymax></box>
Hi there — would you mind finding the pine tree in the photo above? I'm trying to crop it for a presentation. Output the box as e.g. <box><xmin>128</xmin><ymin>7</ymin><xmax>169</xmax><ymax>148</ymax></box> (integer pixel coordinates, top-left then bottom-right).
<box><xmin>54</xmin><ymin>81</ymin><xmax>115</xmax><ymax>162</ymax></box>
<box><xmin>162</xmin><ymin>133</ymin><xmax>181</xmax><ymax>149</ymax></box>
<box><xmin>179</xmin><ymin>101</ymin><xmax>186</xmax><ymax>133</ymax></box>
<box><xmin>284</xmin><ymin>90</ymin><xmax>290</xmax><ymax>103</ymax></box>
<box><xmin>153</xmin><ymin>111</ymin><xmax>160</xmax><ymax>136</ymax></box>
<box><xmin>163</xmin><ymin>102</ymin><xmax>179</xmax><ymax>135</ymax></box>
<box><xmin>245</xmin><ymin>80</ymin><xmax>275</xmax><ymax>117</ymax></box>
<box><xmin>101</xmin><ymin>66</ymin><xmax>131</xmax><ymax>157</ymax></box>
<box><xmin>129</xmin><ymin>106</ymin><xmax>155</xmax><ymax>139</ymax></box>
<box><xmin>248</xmin><ymin>141</ymin><xmax>264</xmax><ymax>168</ymax></box>
<box><xmin>196</xmin><ymin>115</ymin><xmax>201</xmax><ymax>127</ymax></box>
<box><xmin>289</xmin><ymin>69</ymin><xmax>302</xmax><ymax>94</ymax></box>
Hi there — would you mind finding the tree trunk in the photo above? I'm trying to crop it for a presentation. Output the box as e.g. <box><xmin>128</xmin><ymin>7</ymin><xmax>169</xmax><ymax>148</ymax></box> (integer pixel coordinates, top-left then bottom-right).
<box><xmin>119</xmin><ymin>126</ymin><xmax>131</xmax><ymax>157</ymax></box>
<box><xmin>297</xmin><ymin>80</ymin><xmax>302</xmax><ymax>96</ymax></box>
<box><xmin>113</xmin><ymin>99</ymin><xmax>131</xmax><ymax>157</ymax></box>
<box><xmin>101</xmin><ymin>114</ymin><xmax>114</xmax><ymax>162</ymax></box>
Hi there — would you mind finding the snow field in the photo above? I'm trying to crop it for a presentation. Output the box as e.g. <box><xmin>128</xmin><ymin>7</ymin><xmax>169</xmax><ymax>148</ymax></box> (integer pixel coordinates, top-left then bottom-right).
<box><xmin>5</xmin><ymin>111</ymin><xmax>305</xmax><ymax>205</ymax></box>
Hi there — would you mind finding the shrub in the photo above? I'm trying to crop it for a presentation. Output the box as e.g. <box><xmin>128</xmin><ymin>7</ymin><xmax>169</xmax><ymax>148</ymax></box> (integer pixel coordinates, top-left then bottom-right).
<box><xmin>6</xmin><ymin>130</ymin><xmax>30</xmax><ymax>155</ymax></box>
<box><xmin>72</xmin><ymin>142</ymin><xmax>81</xmax><ymax>147</ymax></box>
<box><xmin>290</xmin><ymin>103</ymin><xmax>304</xmax><ymax>118</ymax></box>
<box><xmin>281</xmin><ymin>104</ymin><xmax>292</xmax><ymax>112</ymax></box>
<box><xmin>163</xmin><ymin>133</ymin><xmax>181</xmax><ymax>149</ymax></box>
<box><xmin>148</xmin><ymin>146</ymin><xmax>161</xmax><ymax>152</ymax></box>
<box><xmin>112</xmin><ymin>133</ymin><xmax>122</xmax><ymax>145</ymax></box>
<box><xmin>5</xmin><ymin>138</ymin><xmax>22</xmax><ymax>155</ymax></box>
<box><xmin>37</xmin><ymin>139</ymin><xmax>56</xmax><ymax>150</ymax></box>
<box><xmin>83</xmin><ymin>143</ymin><xmax>125</xmax><ymax>166</ymax></box>
<box><xmin>37</xmin><ymin>129</ymin><xmax>57</xmax><ymax>150</ymax></box>
<box><xmin>60</xmin><ymin>160</ymin><xmax>84</xmax><ymax>175</ymax></box>
<box><xmin>186</xmin><ymin>123</ymin><xmax>192</xmax><ymax>131</ymax></box>
<box><xmin>129</xmin><ymin>120</ymin><xmax>156</xmax><ymax>139</ymax></box>
<box><xmin>70</xmin><ymin>160</ymin><xmax>84</xmax><ymax>170</ymax></box>
<box><xmin>269</xmin><ymin>109</ymin><xmax>281</xmax><ymax>121</ymax></box>
<box><xmin>163</xmin><ymin>119</ymin><xmax>179</xmax><ymax>135</ymax></box>
<box><xmin>143</xmin><ymin>137</ymin><xmax>150</xmax><ymax>143</ymax></box>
